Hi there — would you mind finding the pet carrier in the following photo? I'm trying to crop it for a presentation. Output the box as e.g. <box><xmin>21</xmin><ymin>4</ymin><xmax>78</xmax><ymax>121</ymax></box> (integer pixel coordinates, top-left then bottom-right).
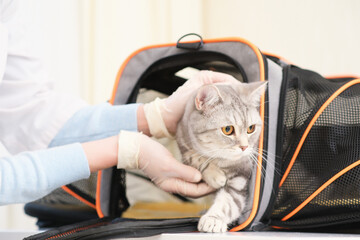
<box><xmin>25</xmin><ymin>34</ymin><xmax>360</xmax><ymax>239</ymax></box>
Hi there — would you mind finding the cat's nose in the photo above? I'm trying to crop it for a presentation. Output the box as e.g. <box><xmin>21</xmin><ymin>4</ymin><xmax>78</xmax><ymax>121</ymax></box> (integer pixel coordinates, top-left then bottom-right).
<box><xmin>240</xmin><ymin>146</ymin><xmax>248</xmax><ymax>151</ymax></box>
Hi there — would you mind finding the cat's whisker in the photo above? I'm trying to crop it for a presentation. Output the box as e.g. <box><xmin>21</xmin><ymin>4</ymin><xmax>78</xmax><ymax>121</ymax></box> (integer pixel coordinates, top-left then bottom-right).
<box><xmin>188</xmin><ymin>148</ymin><xmax>224</xmax><ymax>159</ymax></box>
<box><xmin>248</xmin><ymin>153</ymin><xmax>267</xmax><ymax>176</ymax></box>
<box><xmin>198</xmin><ymin>150</ymin><xmax>234</xmax><ymax>172</ymax></box>
<box><xmin>252</xmin><ymin>156</ymin><xmax>278</xmax><ymax>197</ymax></box>
<box><xmin>199</xmin><ymin>156</ymin><xmax>217</xmax><ymax>171</ymax></box>
<box><xmin>258</xmin><ymin>100</ymin><xmax>270</xmax><ymax>108</ymax></box>
<box><xmin>251</xmin><ymin>148</ymin><xmax>282</xmax><ymax>176</ymax></box>
<box><xmin>188</xmin><ymin>150</ymin><xmax>223</xmax><ymax>171</ymax></box>
<box><xmin>193</xmin><ymin>143</ymin><xmax>241</xmax><ymax>171</ymax></box>
<box><xmin>254</xmin><ymin>148</ymin><xmax>282</xmax><ymax>169</ymax></box>
<box><xmin>248</xmin><ymin>149</ymin><xmax>282</xmax><ymax>197</ymax></box>
<box><xmin>188</xmin><ymin>144</ymin><xmax>235</xmax><ymax>159</ymax></box>
<box><xmin>247</xmin><ymin>152</ymin><xmax>279</xmax><ymax>197</ymax></box>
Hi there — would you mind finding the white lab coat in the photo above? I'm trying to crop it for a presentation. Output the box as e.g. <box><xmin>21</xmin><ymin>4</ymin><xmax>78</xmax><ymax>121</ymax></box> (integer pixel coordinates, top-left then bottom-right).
<box><xmin>0</xmin><ymin>0</ymin><xmax>87</xmax><ymax>157</ymax></box>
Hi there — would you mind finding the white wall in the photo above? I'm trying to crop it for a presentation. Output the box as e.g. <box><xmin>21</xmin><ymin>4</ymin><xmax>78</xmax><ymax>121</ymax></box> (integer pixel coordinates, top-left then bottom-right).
<box><xmin>87</xmin><ymin>0</ymin><xmax>360</xmax><ymax>103</ymax></box>
<box><xmin>86</xmin><ymin>0</ymin><xmax>205</xmax><ymax>104</ymax></box>
<box><xmin>203</xmin><ymin>0</ymin><xmax>360</xmax><ymax>77</ymax></box>
<box><xmin>1</xmin><ymin>0</ymin><xmax>359</xmax><ymax>231</ymax></box>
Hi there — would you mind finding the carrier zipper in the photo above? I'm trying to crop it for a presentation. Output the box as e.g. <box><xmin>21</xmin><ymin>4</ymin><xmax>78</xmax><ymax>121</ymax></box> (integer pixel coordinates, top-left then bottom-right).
<box><xmin>45</xmin><ymin>222</ymin><xmax>109</xmax><ymax>239</ymax></box>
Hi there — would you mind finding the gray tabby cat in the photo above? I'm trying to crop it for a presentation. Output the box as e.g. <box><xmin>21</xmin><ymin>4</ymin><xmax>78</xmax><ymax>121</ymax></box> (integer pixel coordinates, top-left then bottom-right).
<box><xmin>176</xmin><ymin>81</ymin><xmax>267</xmax><ymax>233</ymax></box>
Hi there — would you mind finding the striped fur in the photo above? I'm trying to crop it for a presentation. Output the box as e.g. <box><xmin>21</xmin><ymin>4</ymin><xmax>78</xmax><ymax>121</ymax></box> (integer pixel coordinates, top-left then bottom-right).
<box><xmin>176</xmin><ymin>82</ymin><xmax>266</xmax><ymax>232</ymax></box>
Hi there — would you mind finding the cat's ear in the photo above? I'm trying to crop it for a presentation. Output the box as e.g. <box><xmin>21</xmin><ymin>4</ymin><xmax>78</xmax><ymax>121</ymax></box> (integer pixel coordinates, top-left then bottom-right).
<box><xmin>248</xmin><ymin>81</ymin><xmax>268</xmax><ymax>106</ymax></box>
<box><xmin>195</xmin><ymin>84</ymin><xmax>223</xmax><ymax>111</ymax></box>
<box><xmin>237</xmin><ymin>81</ymin><xmax>267</xmax><ymax>106</ymax></box>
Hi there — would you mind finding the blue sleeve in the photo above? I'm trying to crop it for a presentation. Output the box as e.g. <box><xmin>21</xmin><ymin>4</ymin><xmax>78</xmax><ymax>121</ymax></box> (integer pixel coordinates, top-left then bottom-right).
<box><xmin>0</xmin><ymin>143</ymin><xmax>90</xmax><ymax>205</ymax></box>
<box><xmin>0</xmin><ymin>103</ymin><xmax>139</xmax><ymax>205</ymax></box>
<box><xmin>49</xmin><ymin>103</ymin><xmax>140</xmax><ymax>147</ymax></box>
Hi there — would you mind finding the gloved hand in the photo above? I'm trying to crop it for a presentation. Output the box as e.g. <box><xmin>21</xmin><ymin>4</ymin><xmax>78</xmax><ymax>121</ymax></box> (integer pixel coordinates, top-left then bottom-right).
<box><xmin>144</xmin><ymin>70</ymin><xmax>239</xmax><ymax>138</ymax></box>
<box><xmin>117</xmin><ymin>130</ymin><xmax>214</xmax><ymax>197</ymax></box>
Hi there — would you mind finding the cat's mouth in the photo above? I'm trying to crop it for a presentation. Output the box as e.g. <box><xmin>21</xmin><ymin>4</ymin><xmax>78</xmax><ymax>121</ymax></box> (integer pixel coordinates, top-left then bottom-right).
<box><xmin>228</xmin><ymin>148</ymin><xmax>251</xmax><ymax>159</ymax></box>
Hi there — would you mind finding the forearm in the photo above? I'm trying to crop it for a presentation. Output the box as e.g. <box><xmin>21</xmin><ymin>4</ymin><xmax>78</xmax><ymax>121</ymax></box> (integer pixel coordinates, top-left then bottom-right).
<box><xmin>49</xmin><ymin>103</ymin><xmax>140</xmax><ymax>147</ymax></box>
<box><xmin>82</xmin><ymin>136</ymin><xmax>118</xmax><ymax>172</ymax></box>
<box><xmin>136</xmin><ymin>104</ymin><xmax>150</xmax><ymax>136</ymax></box>
<box><xmin>0</xmin><ymin>143</ymin><xmax>90</xmax><ymax>205</ymax></box>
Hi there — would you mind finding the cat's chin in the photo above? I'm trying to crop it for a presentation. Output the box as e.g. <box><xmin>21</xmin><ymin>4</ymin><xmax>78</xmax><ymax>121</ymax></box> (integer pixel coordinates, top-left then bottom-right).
<box><xmin>228</xmin><ymin>150</ymin><xmax>250</xmax><ymax>159</ymax></box>
<box><xmin>214</xmin><ymin>155</ymin><xmax>250</xmax><ymax>168</ymax></box>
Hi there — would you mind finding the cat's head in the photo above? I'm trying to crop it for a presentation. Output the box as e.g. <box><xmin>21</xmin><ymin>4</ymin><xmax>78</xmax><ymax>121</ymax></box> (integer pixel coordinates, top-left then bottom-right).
<box><xmin>187</xmin><ymin>81</ymin><xmax>267</xmax><ymax>166</ymax></box>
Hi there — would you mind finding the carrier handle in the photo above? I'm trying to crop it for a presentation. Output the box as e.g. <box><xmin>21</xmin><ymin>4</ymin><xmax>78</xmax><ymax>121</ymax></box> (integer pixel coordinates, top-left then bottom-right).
<box><xmin>176</xmin><ymin>33</ymin><xmax>204</xmax><ymax>50</ymax></box>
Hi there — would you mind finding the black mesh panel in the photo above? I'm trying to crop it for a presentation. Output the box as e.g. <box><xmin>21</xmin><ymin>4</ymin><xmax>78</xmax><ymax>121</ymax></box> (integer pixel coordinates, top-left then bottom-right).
<box><xmin>271</xmin><ymin>66</ymin><xmax>360</xmax><ymax>229</ymax></box>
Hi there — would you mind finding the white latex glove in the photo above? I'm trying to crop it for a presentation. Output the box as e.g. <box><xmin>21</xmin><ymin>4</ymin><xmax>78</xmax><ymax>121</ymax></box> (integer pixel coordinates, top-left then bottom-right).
<box><xmin>117</xmin><ymin>130</ymin><xmax>214</xmax><ymax>197</ymax></box>
<box><xmin>144</xmin><ymin>70</ymin><xmax>239</xmax><ymax>138</ymax></box>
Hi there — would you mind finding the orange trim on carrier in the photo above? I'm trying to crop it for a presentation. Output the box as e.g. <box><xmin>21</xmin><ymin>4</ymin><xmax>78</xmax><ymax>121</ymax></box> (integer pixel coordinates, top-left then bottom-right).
<box><xmin>109</xmin><ymin>42</ymin><xmax>178</xmax><ymax>105</ymax></box>
<box><xmin>262</xmin><ymin>51</ymin><xmax>294</xmax><ymax>65</ymax></box>
<box><xmin>61</xmin><ymin>186</ymin><xmax>96</xmax><ymax>209</ymax></box>
<box><xmin>325</xmin><ymin>75</ymin><xmax>360</xmax><ymax>80</ymax></box>
<box><xmin>225</xmin><ymin>38</ymin><xmax>266</xmax><ymax>232</ymax></box>
<box><xmin>282</xmin><ymin>159</ymin><xmax>360</xmax><ymax>221</ymax></box>
<box><xmin>279</xmin><ymin>79</ymin><xmax>360</xmax><ymax>187</ymax></box>
<box><xmin>95</xmin><ymin>170</ymin><xmax>105</xmax><ymax>218</ymax></box>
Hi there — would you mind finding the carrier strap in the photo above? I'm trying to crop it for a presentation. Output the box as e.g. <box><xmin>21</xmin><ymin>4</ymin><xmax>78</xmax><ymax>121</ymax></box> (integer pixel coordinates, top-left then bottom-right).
<box><xmin>176</xmin><ymin>33</ymin><xmax>204</xmax><ymax>50</ymax></box>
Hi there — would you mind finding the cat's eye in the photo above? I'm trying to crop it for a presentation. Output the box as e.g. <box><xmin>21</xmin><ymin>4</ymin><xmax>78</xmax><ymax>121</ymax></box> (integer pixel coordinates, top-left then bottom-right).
<box><xmin>221</xmin><ymin>126</ymin><xmax>234</xmax><ymax>135</ymax></box>
<box><xmin>247</xmin><ymin>125</ymin><xmax>256</xmax><ymax>134</ymax></box>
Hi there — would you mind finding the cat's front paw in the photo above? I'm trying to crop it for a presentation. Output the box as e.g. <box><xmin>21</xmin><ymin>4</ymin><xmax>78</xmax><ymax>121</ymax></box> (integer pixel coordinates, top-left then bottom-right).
<box><xmin>207</xmin><ymin>174</ymin><xmax>227</xmax><ymax>189</ymax></box>
<box><xmin>202</xmin><ymin>164</ymin><xmax>227</xmax><ymax>189</ymax></box>
<box><xmin>198</xmin><ymin>215</ymin><xmax>228</xmax><ymax>233</ymax></box>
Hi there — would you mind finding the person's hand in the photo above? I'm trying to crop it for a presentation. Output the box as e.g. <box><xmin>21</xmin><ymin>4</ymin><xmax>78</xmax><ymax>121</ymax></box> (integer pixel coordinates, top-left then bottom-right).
<box><xmin>143</xmin><ymin>71</ymin><xmax>239</xmax><ymax>138</ymax></box>
<box><xmin>117</xmin><ymin>130</ymin><xmax>214</xmax><ymax>197</ymax></box>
